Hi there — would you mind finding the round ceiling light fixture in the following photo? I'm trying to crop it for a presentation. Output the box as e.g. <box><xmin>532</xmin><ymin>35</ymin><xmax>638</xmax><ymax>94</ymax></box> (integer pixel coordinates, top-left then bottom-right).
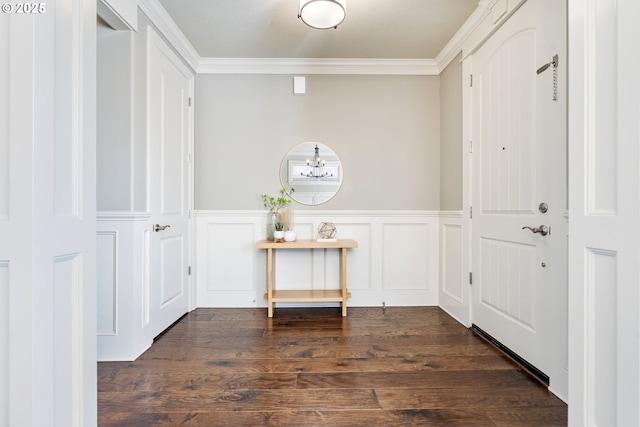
<box><xmin>298</xmin><ymin>0</ymin><xmax>346</xmax><ymax>29</ymax></box>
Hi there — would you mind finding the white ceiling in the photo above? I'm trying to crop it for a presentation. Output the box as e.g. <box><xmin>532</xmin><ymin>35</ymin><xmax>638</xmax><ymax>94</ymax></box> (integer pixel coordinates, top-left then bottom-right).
<box><xmin>157</xmin><ymin>0</ymin><xmax>480</xmax><ymax>60</ymax></box>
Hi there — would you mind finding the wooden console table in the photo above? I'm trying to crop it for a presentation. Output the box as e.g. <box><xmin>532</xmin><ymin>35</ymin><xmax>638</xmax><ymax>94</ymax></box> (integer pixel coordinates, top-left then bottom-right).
<box><xmin>256</xmin><ymin>239</ymin><xmax>358</xmax><ymax>317</ymax></box>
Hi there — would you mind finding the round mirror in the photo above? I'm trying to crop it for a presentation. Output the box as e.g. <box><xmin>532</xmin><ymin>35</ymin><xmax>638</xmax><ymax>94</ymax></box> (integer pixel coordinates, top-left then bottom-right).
<box><xmin>280</xmin><ymin>142</ymin><xmax>343</xmax><ymax>205</ymax></box>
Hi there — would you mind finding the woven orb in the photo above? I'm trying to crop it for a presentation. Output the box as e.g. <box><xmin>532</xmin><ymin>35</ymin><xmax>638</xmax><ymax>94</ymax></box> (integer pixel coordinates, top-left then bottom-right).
<box><xmin>318</xmin><ymin>222</ymin><xmax>337</xmax><ymax>239</ymax></box>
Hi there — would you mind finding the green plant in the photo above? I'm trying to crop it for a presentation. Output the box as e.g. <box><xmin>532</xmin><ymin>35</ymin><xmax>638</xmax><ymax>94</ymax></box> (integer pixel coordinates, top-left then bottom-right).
<box><xmin>274</xmin><ymin>222</ymin><xmax>284</xmax><ymax>231</ymax></box>
<box><xmin>260</xmin><ymin>187</ymin><xmax>295</xmax><ymax>213</ymax></box>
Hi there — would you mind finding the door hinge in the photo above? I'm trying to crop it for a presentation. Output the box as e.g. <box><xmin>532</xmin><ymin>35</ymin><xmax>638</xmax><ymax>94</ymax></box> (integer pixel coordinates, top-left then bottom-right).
<box><xmin>469</xmin><ymin>140</ymin><xmax>473</xmax><ymax>153</ymax></box>
<box><xmin>188</xmin><ymin>209</ymin><xmax>192</xmax><ymax>219</ymax></box>
<box><xmin>470</xmin><ymin>74</ymin><xmax>473</xmax><ymax>87</ymax></box>
<box><xmin>469</xmin><ymin>206</ymin><xmax>473</xmax><ymax>219</ymax></box>
<box><xmin>469</xmin><ymin>272</ymin><xmax>473</xmax><ymax>285</ymax></box>
<box><xmin>188</xmin><ymin>97</ymin><xmax>192</xmax><ymax>107</ymax></box>
<box><xmin>188</xmin><ymin>266</ymin><xmax>192</xmax><ymax>275</ymax></box>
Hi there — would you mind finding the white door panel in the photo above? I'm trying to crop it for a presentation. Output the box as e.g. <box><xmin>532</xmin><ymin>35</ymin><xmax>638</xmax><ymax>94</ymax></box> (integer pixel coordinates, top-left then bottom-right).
<box><xmin>568</xmin><ymin>0</ymin><xmax>640</xmax><ymax>424</ymax></box>
<box><xmin>2</xmin><ymin>3</ymin><xmax>97</xmax><ymax>425</ymax></box>
<box><xmin>159</xmin><ymin>235</ymin><xmax>185</xmax><ymax>306</ymax></box>
<box><xmin>480</xmin><ymin>237</ymin><xmax>537</xmax><ymax>330</ymax></box>
<box><xmin>471</xmin><ymin>0</ymin><xmax>567</xmax><ymax>397</ymax></box>
<box><xmin>148</xmin><ymin>27</ymin><xmax>193</xmax><ymax>338</ymax></box>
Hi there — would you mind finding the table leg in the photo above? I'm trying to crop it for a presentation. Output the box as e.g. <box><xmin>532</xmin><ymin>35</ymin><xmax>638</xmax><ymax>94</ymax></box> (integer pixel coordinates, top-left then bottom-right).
<box><xmin>267</xmin><ymin>248</ymin><xmax>274</xmax><ymax>317</ymax></box>
<box><xmin>341</xmin><ymin>247</ymin><xmax>347</xmax><ymax>317</ymax></box>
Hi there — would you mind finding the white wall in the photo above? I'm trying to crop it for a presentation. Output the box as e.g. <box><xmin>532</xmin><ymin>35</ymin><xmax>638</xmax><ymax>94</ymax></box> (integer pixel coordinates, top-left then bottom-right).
<box><xmin>194</xmin><ymin>74</ymin><xmax>441</xmax><ymax>211</ymax></box>
<box><xmin>97</xmin><ymin>19</ymin><xmax>133</xmax><ymax>212</ymax></box>
<box><xmin>439</xmin><ymin>52</ymin><xmax>463</xmax><ymax>211</ymax></box>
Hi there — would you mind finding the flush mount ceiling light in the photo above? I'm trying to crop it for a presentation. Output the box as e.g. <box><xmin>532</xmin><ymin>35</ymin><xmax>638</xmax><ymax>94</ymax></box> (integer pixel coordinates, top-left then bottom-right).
<box><xmin>298</xmin><ymin>0</ymin><xmax>346</xmax><ymax>29</ymax></box>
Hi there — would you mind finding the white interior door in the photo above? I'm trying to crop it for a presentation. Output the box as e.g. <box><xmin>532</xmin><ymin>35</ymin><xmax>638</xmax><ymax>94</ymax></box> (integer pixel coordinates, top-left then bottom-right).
<box><xmin>148</xmin><ymin>28</ymin><xmax>193</xmax><ymax>338</ymax></box>
<box><xmin>568</xmin><ymin>0</ymin><xmax>640</xmax><ymax>424</ymax></box>
<box><xmin>2</xmin><ymin>2</ymin><xmax>97</xmax><ymax>425</ymax></box>
<box><xmin>471</xmin><ymin>0</ymin><xmax>567</xmax><ymax>396</ymax></box>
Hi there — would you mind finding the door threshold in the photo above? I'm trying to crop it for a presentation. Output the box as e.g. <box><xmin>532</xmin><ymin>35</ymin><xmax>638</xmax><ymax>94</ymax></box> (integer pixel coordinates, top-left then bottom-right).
<box><xmin>471</xmin><ymin>324</ymin><xmax>549</xmax><ymax>386</ymax></box>
<box><xmin>153</xmin><ymin>312</ymin><xmax>188</xmax><ymax>342</ymax></box>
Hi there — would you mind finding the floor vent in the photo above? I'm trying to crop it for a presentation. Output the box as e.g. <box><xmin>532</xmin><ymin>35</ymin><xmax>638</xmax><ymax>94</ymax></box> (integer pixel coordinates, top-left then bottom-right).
<box><xmin>471</xmin><ymin>324</ymin><xmax>550</xmax><ymax>386</ymax></box>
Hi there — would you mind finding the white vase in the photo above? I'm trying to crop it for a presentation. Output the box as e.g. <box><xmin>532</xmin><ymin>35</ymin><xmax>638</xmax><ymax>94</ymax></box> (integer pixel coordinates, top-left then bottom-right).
<box><xmin>284</xmin><ymin>230</ymin><xmax>296</xmax><ymax>242</ymax></box>
<box><xmin>274</xmin><ymin>230</ymin><xmax>284</xmax><ymax>240</ymax></box>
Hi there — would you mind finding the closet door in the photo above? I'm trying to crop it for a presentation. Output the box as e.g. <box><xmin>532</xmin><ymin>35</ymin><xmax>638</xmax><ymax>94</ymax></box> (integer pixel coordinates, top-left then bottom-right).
<box><xmin>147</xmin><ymin>27</ymin><xmax>193</xmax><ymax>338</ymax></box>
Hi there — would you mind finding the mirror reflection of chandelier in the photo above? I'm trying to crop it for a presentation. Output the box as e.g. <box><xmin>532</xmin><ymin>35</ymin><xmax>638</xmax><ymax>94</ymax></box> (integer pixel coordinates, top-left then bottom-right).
<box><xmin>302</xmin><ymin>144</ymin><xmax>334</xmax><ymax>178</ymax></box>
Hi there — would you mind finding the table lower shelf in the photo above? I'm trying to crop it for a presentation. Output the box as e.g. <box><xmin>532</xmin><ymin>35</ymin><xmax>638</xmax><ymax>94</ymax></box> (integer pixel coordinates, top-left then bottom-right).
<box><xmin>263</xmin><ymin>289</ymin><xmax>352</xmax><ymax>303</ymax></box>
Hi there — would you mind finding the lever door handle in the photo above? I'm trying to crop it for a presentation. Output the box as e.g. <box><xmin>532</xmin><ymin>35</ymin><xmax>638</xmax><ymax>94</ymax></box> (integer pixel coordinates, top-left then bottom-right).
<box><xmin>522</xmin><ymin>225</ymin><xmax>549</xmax><ymax>236</ymax></box>
<box><xmin>154</xmin><ymin>224</ymin><xmax>171</xmax><ymax>232</ymax></box>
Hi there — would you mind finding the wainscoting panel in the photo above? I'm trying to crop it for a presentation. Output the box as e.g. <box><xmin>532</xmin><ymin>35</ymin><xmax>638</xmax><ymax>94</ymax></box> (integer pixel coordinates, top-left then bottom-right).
<box><xmin>97</xmin><ymin>214</ymin><xmax>154</xmax><ymax>361</ymax></box>
<box><xmin>205</xmin><ymin>222</ymin><xmax>255</xmax><ymax>291</ymax></box>
<box><xmin>441</xmin><ymin>223</ymin><xmax>463</xmax><ymax>303</ymax></box>
<box><xmin>438</xmin><ymin>212</ymin><xmax>469</xmax><ymax>326</ymax></box>
<box><xmin>382</xmin><ymin>223</ymin><xmax>430</xmax><ymax>290</ymax></box>
<box><xmin>97</xmin><ymin>231</ymin><xmax>117</xmax><ymax>335</ymax></box>
<box><xmin>195</xmin><ymin>211</ymin><xmax>440</xmax><ymax>309</ymax></box>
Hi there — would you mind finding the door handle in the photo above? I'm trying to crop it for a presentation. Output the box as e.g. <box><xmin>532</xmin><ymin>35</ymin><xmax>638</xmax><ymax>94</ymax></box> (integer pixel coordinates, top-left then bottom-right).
<box><xmin>522</xmin><ymin>225</ymin><xmax>549</xmax><ymax>236</ymax></box>
<box><xmin>154</xmin><ymin>224</ymin><xmax>171</xmax><ymax>232</ymax></box>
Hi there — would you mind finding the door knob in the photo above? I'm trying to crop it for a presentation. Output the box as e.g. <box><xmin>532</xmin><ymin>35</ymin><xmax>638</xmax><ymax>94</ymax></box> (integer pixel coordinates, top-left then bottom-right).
<box><xmin>522</xmin><ymin>225</ymin><xmax>549</xmax><ymax>236</ymax></box>
<box><xmin>154</xmin><ymin>224</ymin><xmax>171</xmax><ymax>232</ymax></box>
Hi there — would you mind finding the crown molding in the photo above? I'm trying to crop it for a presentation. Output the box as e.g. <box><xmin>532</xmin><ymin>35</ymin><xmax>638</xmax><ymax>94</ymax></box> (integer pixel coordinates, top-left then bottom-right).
<box><xmin>138</xmin><ymin>0</ymin><xmax>200</xmax><ymax>72</ymax></box>
<box><xmin>435</xmin><ymin>1</ymin><xmax>491</xmax><ymax>71</ymax></box>
<box><xmin>139</xmin><ymin>0</ymin><xmax>491</xmax><ymax>76</ymax></box>
<box><xmin>197</xmin><ymin>57</ymin><xmax>439</xmax><ymax>75</ymax></box>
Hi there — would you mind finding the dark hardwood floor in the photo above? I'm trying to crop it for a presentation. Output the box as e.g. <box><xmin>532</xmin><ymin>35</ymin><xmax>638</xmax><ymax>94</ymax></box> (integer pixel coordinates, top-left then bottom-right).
<box><xmin>98</xmin><ymin>307</ymin><xmax>567</xmax><ymax>426</ymax></box>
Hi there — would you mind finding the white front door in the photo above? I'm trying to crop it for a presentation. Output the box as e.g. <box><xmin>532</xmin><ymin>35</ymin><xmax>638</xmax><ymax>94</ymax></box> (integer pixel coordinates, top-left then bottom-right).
<box><xmin>147</xmin><ymin>28</ymin><xmax>193</xmax><ymax>338</ymax></box>
<box><xmin>470</xmin><ymin>0</ymin><xmax>567</xmax><ymax>397</ymax></box>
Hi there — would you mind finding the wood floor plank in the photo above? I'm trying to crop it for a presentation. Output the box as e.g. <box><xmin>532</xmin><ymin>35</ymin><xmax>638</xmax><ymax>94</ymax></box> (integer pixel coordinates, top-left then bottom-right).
<box><xmin>138</xmin><ymin>342</ymin><xmax>502</xmax><ymax>362</ymax></box>
<box><xmin>98</xmin><ymin>408</ymin><xmax>498</xmax><ymax>427</ymax></box>
<box><xmin>486</xmin><ymin>406</ymin><xmax>568</xmax><ymax>426</ymax></box>
<box><xmin>99</xmin><ymin>388</ymin><xmax>380</xmax><ymax>412</ymax></box>
<box><xmin>98</xmin><ymin>371</ymin><xmax>298</xmax><ymax>393</ymax></box>
<box><xmin>375</xmin><ymin>386</ymin><xmax>566</xmax><ymax>410</ymax></box>
<box><xmin>106</xmin><ymin>354</ymin><xmax>517</xmax><ymax>376</ymax></box>
<box><xmin>295</xmin><ymin>369</ymin><xmax>540</xmax><ymax>390</ymax></box>
<box><xmin>98</xmin><ymin>307</ymin><xmax>567</xmax><ymax>427</ymax></box>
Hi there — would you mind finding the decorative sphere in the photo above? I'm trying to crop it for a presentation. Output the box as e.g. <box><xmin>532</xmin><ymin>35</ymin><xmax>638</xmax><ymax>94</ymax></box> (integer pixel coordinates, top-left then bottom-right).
<box><xmin>318</xmin><ymin>222</ymin><xmax>337</xmax><ymax>239</ymax></box>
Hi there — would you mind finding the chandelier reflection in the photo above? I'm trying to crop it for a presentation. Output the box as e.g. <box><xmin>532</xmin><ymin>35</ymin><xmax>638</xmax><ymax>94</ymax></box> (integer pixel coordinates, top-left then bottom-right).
<box><xmin>302</xmin><ymin>144</ymin><xmax>334</xmax><ymax>178</ymax></box>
